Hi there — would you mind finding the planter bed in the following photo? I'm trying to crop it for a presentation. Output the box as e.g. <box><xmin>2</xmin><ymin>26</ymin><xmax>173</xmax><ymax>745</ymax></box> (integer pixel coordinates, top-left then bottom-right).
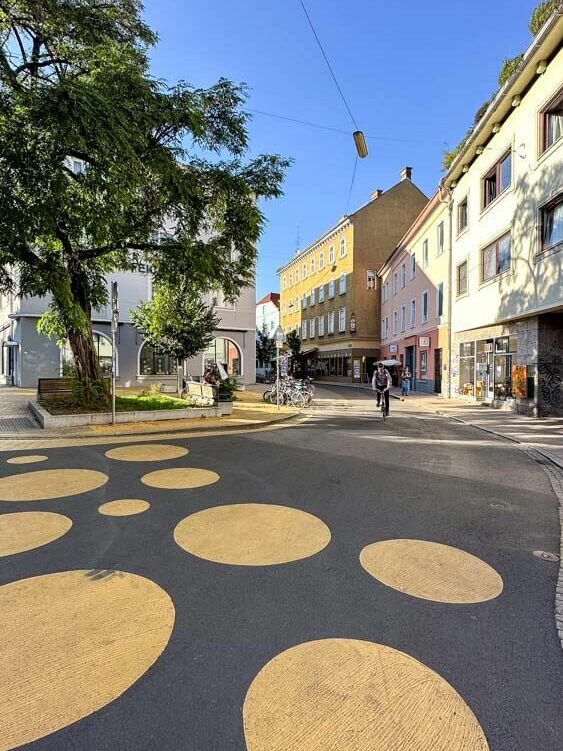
<box><xmin>29</xmin><ymin>400</ymin><xmax>232</xmax><ymax>429</ymax></box>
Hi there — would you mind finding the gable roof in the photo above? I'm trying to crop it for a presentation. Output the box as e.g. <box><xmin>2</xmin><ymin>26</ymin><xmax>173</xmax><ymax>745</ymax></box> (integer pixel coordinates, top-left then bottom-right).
<box><xmin>257</xmin><ymin>292</ymin><xmax>280</xmax><ymax>308</ymax></box>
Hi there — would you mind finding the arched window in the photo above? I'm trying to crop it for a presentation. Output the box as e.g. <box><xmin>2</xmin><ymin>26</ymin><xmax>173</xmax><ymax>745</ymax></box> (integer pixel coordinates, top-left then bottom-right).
<box><xmin>203</xmin><ymin>337</ymin><xmax>242</xmax><ymax>376</ymax></box>
<box><xmin>138</xmin><ymin>342</ymin><xmax>176</xmax><ymax>376</ymax></box>
<box><xmin>60</xmin><ymin>332</ymin><xmax>114</xmax><ymax>376</ymax></box>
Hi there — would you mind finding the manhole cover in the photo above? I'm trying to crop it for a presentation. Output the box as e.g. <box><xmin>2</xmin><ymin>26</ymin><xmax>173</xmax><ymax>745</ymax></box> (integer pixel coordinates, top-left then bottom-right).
<box><xmin>490</xmin><ymin>502</ymin><xmax>508</xmax><ymax>509</ymax></box>
<box><xmin>0</xmin><ymin>417</ymin><xmax>37</xmax><ymax>432</ymax></box>
<box><xmin>533</xmin><ymin>550</ymin><xmax>560</xmax><ymax>562</ymax></box>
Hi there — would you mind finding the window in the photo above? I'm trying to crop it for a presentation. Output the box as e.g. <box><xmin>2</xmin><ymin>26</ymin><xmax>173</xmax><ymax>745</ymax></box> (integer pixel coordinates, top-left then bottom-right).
<box><xmin>319</xmin><ymin>251</ymin><xmax>324</xmax><ymax>269</ymax></box>
<box><xmin>381</xmin><ymin>319</ymin><xmax>386</xmax><ymax>339</ymax></box>
<box><xmin>295</xmin><ymin>268</ymin><xmax>299</xmax><ymax>283</ymax></box>
<box><xmin>310</xmin><ymin>256</ymin><xmax>315</xmax><ymax>274</ymax></box>
<box><xmin>327</xmin><ymin>311</ymin><xmax>335</xmax><ymax>334</ymax></box>
<box><xmin>318</xmin><ymin>315</ymin><xmax>325</xmax><ymax>336</ymax></box>
<box><xmin>458</xmin><ymin>197</ymin><xmax>468</xmax><ymax>233</ymax></box>
<box><xmin>338</xmin><ymin>307</ymin><xmax>346</xmax><ymax>332</ymax></box>
<box><xmin>541</xmin><ymin>88</ymin><xmax>563</xmax><ymax>152</ymax></box>
<box><xmin>436</xmin><ymin>282</ymin><xmax>444</xmax><ymax>317</ymax></box>
<box><xmin>393</xmin><ymin>311</ymin><xmax>398</xmax><ymax>335</ymax></box>
<box><xmin>410</xmin><ymin>299</ymin><xmax>416</xmax><ymax>328</ymax></box>
<box><xmin>318</xmin><ymin>284</ymin><xmax>325</xmax><ymax>302</ymax></box>
<box><xmin>400</xmin><ymin>305</ymin><xmax>406</xmax><ymax>332</ymax></box>
<box><xmin>302</xmin><ymin>292</ymin><xmax>307</xmax><ymax>309</ymax></box>
<box><xmin>295</xmin><ymin>296</ymin><xmax>300</xmax><ymax>311</ymax></box>
<box><xmin>382</xmin><ymin>282</ymin><xmax>388</xmax><ymax>302</ymax></box>
<box><xmin>339</xmin><ymin>237</ymin><xmax>346</xmax><ymax>258</ymax></box>
<box><xmin>310</xmin><ymin>287</ymin><xmax>316</xmax><ymax>305</ymax></box>
<box><xmin>410</xmin><ymin>254</ymin><xmax>416</xmax><ymax>279</ymax></box>
<box><xmin>367</xmin><ymin>270</ymin><xmax>376</xmax><ymax>290</ymax></box>
<box><xmin>420</xmin><ymin>350</ymin><xmax>428</xmax><ymax>374</ymax></box>
<box><xmin>302</xmin><ymin>320</ymin><xmax>307</xmax><ymax>339</ymax></box>
<box><xmin>282</xmin><ymin>276</ymin><xmax>286</xmax><ymax>291</ymax></box>
<box><xmin>483</xmin><ymin>151</ymin><xmax>511</xmax><ymax>207</ymax></box>
<box><xmin>72</xmin><ymin>160</ymin><xmax>84</xmax><ymax>175</ymax></box>
<box><xmin>422</xmin><ymin>291</ymin><xmax>428</xmax><ymax>323</ymax></box>
<box><xmin>289</xmin><ymin>272</ymin><xmax>294</xmax><ymax>287</ymax></box>
<box><xmin>328</xmin><ymin>279</ymin><xmax>335</xmax><ymax>298</ymax></box>
<box><xmin>62</xmin><ymin>333</ymin><xmax>114</xmax><ymax>377</ymax></box>
<box><xmin>139</xmin><ymin>341</ymin><xmax>175</xmax><ymax>376</ymax></box>
<box><xmin>482</xmin><ymin>232</ymin><xmax>511</xmax><ymax>282</ymax></box>
<box><xmin>540</xmin><ymin>194</ymin><xmax>563</xmax><ymax>252</ymax></box>
<box><xmin>302</xmin><ymin>262</ymin><xmax>307</xmax><ymax>278</ymax></box>
<box><xmin>422</xmin><ymin>239</ymin><xmax>429</xmax><ymax>268</ymax></box>
<box><xmin>329</xmin><ymin>245</ymin><xmax>335</xmax><ymax>264</ymax></box>
<box><xmin>437</xmin><ymin>222</ymin><xmax>445</xmax><ymax>255</ymax></box>
<box><xmin>339</xmin><ymin>274</ymin><xmax>346</xmax><ymax>294</ymax></box>
<box><xmin>295</xmin><ymin>323</ymin><xmax>300</xmax><ymax>337</ymax></box>
<box><xmin>457</xmin><ymin>261</ymin><xmax>468</xmax><ymax>296</ymax></box>
<box><xmin>392</xmin><ymin>273</ymin><xmax>398</xmax><ymax>295</ymax></box>
<box><xmin>282</xmin><ymin>302</ymin><xmax>287</xmax><ymax>315</ymax></box>
<box><xmin>310</xmin><ymin>317</ymin><xmax>316</xmax><ymax>337</ymax></box>
<box><xmin>400</xmin><ymin>263</ymin><xmax>406</xmax><ymax>287</ymax></box>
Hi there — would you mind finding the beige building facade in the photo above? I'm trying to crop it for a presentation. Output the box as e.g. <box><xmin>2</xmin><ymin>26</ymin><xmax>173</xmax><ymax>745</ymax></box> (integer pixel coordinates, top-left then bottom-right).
<box><xmin>445</xmin><ymin>13</ymin><xmax>563</xmax><ymax>415</ymax></box>
<box><xmin>278</xmin><ymin>169</ymin><xmax>427</xmax><ymax>381</ymax></box>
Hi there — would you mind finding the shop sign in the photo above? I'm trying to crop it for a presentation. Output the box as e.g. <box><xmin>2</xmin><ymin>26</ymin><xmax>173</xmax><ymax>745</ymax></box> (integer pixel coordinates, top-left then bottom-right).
<box><xmin>419</xmin><ymin>336</ymin><xmax>430</xmax><ymax>348</ymax></box>
<box><xmin>389</xmin><ymin>344</ymin><xmax>398</xmax><ymax>354</ymax></box>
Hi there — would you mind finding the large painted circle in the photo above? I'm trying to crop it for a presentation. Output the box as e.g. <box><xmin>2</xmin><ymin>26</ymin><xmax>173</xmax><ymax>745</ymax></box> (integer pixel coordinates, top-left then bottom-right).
<box><xmin>0</xmin><ymin>469</ymin><xmax>108</xmax><ymax>502</ymax></box>
<box><xmin>99</xmin><ymin>499</ymin><xmax>151</xmax><ymax>516</ymax></box>
<box><xmin>6</xmin><ymin>455</ymin><xmax>48</xmax><ymax>465</ymax></box>
<box><xmin>174</xmin><ymin>504</ymin><xmax>331</xmax><ymax>565</ymax></box>
<box><xmin>105</xmin><ymin>444</ymin><xmax>188</xmax><ymax>462</ymax></box>
<box><xmin>0</xmin><ymin>570</ymin><xmax>174</xmax><ymax>750</ymax></box>
<box><xmin>244</xmin><ymin>638</ymin><xmax>489</xmax><ymax>751</ymax></box>
<box><xmin>0</xmin><ymin>512</ymin><xmax>72</xmax><ymax>557</ymax></box>
<box><xmin>142</xmin><ymin>467</ymin><xmax>219</xmax><ymax>489</ymax></box>
<box><xmin>360</xmin><ymin>539</ymin><xmax>503</xmax><ymax>603</ymax></box>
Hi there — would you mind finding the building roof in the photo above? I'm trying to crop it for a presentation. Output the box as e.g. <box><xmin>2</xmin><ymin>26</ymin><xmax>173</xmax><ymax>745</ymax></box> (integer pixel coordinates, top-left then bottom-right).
<box><xmin>256</xmin><ymin>292</ymin><xmax>280</xmax><ymax>308</ymax></box>
<box><xmin>445</xmin><ymin>9</ymin><xmax>563</xmax><ymax>187</ymax></box>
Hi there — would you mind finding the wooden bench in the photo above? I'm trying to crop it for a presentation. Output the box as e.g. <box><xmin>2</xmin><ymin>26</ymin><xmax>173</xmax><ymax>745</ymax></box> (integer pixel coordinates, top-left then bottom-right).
<box><xmin>37</xmin><ymin>378</ymin><xmax>75</xmax><ymax>401</ymax></box>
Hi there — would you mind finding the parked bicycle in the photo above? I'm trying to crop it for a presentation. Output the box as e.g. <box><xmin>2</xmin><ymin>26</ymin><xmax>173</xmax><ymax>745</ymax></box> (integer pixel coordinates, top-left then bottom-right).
<box><xmin>263</xmin><ymin>377</ymin><xmax>315</xmax><ymax>407</ymax></box>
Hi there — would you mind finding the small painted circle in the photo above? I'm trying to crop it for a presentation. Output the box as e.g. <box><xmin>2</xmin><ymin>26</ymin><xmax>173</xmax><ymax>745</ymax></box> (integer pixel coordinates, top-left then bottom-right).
<box><xmin>142</xmin><ymin>467</ymin><xmax>219</xmax><ymax>490</ymax></box>
<box><xmin>0</xmin><ymin>469</ymin><xmax>108</xmax><ymax>502</ymax></box>
<box><xmin>174</xmin><ymin>503</ymin><xmax>331</xmax><ymax>565</ymax></box>
<box><xmin>360</xmin><ymin>539</ymin><xmax>503</xmax><ymax>603</ymax></box>
<box><xmin>105</xmin><ymin>444</ymin><xmax>188</xmax><ymax>462</ymax></box>
<box><xmin>0</xmin><ymin>570</ymin><xmax>175</xmax><ymax>750</ymax></box>
<box><xmin>98</xmin><ymin>499</ymin><xmax>151</xmax><ymax>516</ymax></box>
<box><xmin>0</xmin><ymin>512</ymin><xmax>72</xmax><ymax>557</ymax></box>
<box><xmin>6</xmin><ymin>455</ymin><xmax>48</xmax><ymax>465</ymax></box>
<box><xmin>244</xmin><ymin>638</ymin><xmax>490</xmax><ymax>751</ymax></box>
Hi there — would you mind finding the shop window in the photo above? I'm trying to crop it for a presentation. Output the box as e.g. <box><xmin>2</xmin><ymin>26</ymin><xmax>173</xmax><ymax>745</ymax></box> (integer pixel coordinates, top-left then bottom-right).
<box><xmin>541</xmin><ymin>87</ymin><xmax>563</xmax><ymax>153</ymax></box>
<box><xmin>139</xmin><ymin>341</ymin><xmax>175</xmax><ymax>376</ymax></box>
<box><xmin>483</xmin><ymin>151</ymin><xmax>511</xmax><ymax>208</ymax></box>
<box><xmin>203</xmin><ymin>337</ymin><xmax>242</xmax><ymax>376</ymax></box>
<box><xmin>420</xmin><ymin>350</ymin><xmax>428</xmax><ymax>374</ymax></box>
<box><xmin>540</xmin><ymin>194</ymin><xmax>562</xmax><ymax>253</ymax></box>
<box><xmin>459</xmin><ymin>342</ymin><xmax>475</xmax><ymax>396</ymax></box>
<box><xmin>457</xmin><ymin>260</ymin><xmax>468</xmax><ymax>296</ymax></box>
<box><xmin>482</xmin><ymin>232</ymin><xmax>511</xmax><ymax>282</ymax></box>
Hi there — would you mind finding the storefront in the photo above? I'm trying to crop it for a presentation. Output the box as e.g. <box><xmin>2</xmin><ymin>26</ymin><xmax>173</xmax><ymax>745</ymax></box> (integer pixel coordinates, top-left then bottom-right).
<box><xmin>381</xmin><ymin>331</ymin><xmax>440</xmax><ymax>394</ymax></box>
<box><xmin>457</xmin><ymin>335</ymin><xmax>517</xmax><ymax>402</ymax></box>
<box><xmin>312</xmin><ymin>347</ymin><xmax>380</xmax><ymax>382</ymax></box>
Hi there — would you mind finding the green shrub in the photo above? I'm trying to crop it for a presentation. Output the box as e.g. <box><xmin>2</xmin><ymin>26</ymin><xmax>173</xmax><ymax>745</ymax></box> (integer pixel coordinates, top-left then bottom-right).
<box><xmin>139</xmin><ymin>383</ymin><xmax>163</xmax><ymax>398</ymax></box>
<box><xmin>71</xmin><ymin>378</ymin><xmax>110</xmax><ymax>409</ymax></box>
<box><xmin>529</xmin><ymin>1</ymin><xmax>560</xmax><ymax>36</ymax></box>
<box><xmin>218</xmin><ymin>375</ymin><xmax>238</xmax><ymax>401</ymax></box>
<box><xmin>498</xmin><ymin>54</ymin><xmax>524</xmax><ymax>87</ymax></box>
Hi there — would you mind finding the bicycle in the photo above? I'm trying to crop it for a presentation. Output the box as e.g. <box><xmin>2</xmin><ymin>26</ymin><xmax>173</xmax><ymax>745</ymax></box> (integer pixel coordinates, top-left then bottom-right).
<box><xmin>375</xmin><ymin>388</ymin><xmax>388</xmax><ymax>422</ymax></box>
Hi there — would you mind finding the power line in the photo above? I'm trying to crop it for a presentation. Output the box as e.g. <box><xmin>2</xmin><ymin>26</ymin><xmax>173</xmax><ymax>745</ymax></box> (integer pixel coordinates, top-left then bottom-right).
<box><xmin>346</xmin><ymin>154</ymin><xmax>358</xmax><ymax>214</ymax></box>
<box><xmin>297</xmin><ymin>0</ymin><xmax>360</xmax><ymax>131</ymax></box>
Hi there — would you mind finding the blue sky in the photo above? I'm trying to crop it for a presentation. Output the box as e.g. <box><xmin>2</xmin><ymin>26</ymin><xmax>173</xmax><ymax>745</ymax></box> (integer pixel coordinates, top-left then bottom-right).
<box><xmin>143</xmin><ymin>0</ymin><xmax>535</xmax><ymax>298</ymax></box>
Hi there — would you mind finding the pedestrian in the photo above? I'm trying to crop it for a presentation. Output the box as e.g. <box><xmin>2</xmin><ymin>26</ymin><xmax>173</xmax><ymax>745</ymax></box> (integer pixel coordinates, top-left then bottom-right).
<box><xmin>371</xmin><ymin>362</ymin><xmax>392</xmax><ymax>416</ymax></box>
<box><xmin>401</xmin><ymin>366</ymin><xmax>411</xmax><ymax>399</ymax></box>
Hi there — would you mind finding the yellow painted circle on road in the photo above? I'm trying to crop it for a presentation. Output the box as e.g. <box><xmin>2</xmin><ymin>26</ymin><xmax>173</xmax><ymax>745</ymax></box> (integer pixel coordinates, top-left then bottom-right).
<box><xmin>0</xmin><ymin>512</ymin><xmax>72</xmax><ymax>557</ymax></box>
<box><xmin>244</xmin><ymin>638</ymin><xmax>489</xmax><ymax>751</ymax></box>
<box><xmin>98</xmin><ymin>499</ymin><xmax>150</xmax><ymax>516</ymax></box>
<box><xmin>142</xmin><ymin>467</ymin><xmax>219</xmax><ymax>490</ymax></box>
<box><xmin>6</xmin><ymin>455</ymin><xmax>48</xmax><ymax>465</ymax></box>
<box><xmin>0</xmin><ymin>570</ymin><xmax>174</xmax><ymax>750</ymax></box>
<box><xmin>0</xmin><ymin>469</ymin><xmax>108</xmax><ymax>502</ymax></box>
<box><xmin>105</xmin><ymin>444</ymin><xmax>188</xmax><ymax>462</ymax></box>
<box><xmin>174</xmin><ymin>504</ymin><xmax>331</xmax><ymax>565</ymax></box>
<box><xmin>360</xmin><ymin>539</ymin><xmax>503</xmax><ymax>603</ymax></box>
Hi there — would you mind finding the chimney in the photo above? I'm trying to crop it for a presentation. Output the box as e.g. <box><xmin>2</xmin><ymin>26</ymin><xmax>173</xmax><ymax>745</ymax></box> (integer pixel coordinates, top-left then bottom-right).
<box><xmin>400</xmin><ymin>166</ymin><xmax>413</xmax><ymax>181</ymax></box>
<box><xmin>371</xmin><ymin>189</ymin><xmax>383</xmax><ymax>201</ymax></box>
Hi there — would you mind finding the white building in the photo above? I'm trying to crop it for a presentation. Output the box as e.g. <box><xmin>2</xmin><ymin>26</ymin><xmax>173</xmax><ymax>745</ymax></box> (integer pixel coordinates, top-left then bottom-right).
<box><xmin>255</xmin><ymin>292</ymin><xmax>279</xmax><ymax>375</ymax></box>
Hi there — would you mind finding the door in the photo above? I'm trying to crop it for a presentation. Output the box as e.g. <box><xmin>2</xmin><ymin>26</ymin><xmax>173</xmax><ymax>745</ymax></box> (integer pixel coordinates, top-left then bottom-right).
<box><xmin>434</xmin><ymin>348</ymin><xmax>442</xmax><ymax>394</ymax></box>
<box><xmin>405</xmin><ymin>346</ymin><xmax>415</xmax><ymax>390</ymax></box>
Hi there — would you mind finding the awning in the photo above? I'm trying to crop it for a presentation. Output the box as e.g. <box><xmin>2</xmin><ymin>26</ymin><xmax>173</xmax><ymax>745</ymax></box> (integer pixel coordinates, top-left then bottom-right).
<box><xmin>289</xmin><ymin>347</ymin><xmax>318</xmax><ymax>359</ymax></box>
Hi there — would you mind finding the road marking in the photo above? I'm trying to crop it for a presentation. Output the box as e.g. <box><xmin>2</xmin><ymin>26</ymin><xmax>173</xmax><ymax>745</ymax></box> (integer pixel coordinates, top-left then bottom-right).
<box><xmin>0</xmin><ymin>512</ymin><xmax>72</xmax><ymax>557</ymax></box>
<box><xmin>105</xmin><ymin>444</ymin><xmax>188</xmax><ymax>462</ymax></box>
<box><xmin>0</xmin><ymin>469</ymin><xmax>108</xmax><ymax>501</ymax></box>
<box><xmin>0</xmin><ymin>570</ymin><xmax>174</xmax><ymax>750</ymax></box>
<box><xmin>98</xmin><ymin>499</ymin><xmax>151</xmax><ymax>516</ymax></box>
<box><xmin>142</xmin><ymin>467</ymin><xmax>220</xmax><ymax>489</ymax></box>
<box><xmin>6</xmin><ymin>454</ymin><xmax>48</xmax><ymax>465</ymax></box>
<box><xmin>360</xmin><ymin>539</ymin><xmax>503</xmax><ymax>603</ymax></box>
<box><xmin>174</xmin><ymin>504</ymin><xmax>331</xmax><ymax>565</ymax></box>
<box><xmin>244</xmin><ymin>638</ymin><xmax>489</xmax><ymax>750</ymax></box>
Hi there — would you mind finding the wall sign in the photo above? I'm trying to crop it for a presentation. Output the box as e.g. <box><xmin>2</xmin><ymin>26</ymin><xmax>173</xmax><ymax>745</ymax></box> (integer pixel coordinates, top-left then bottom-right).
<box><xmin>389</xmin><ymin>344</ymin><xmax>398</xmax><ymax>354</ymax></box>
<box><xmin>350</xmin><ymin>313</ymin><xmax>356</xmax><ymax>333</ymax></box>
<box><xmin>419</xmin><ymin>336</ymin><xmax>430</xmax><ymax>348</ymax></box>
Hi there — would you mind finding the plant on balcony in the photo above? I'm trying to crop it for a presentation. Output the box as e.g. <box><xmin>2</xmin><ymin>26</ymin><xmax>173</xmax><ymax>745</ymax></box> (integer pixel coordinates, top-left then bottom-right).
<box><xmin>529</xmin><ymin>1</ymin><xmax>560</xmax><ymax>35</ymax></box>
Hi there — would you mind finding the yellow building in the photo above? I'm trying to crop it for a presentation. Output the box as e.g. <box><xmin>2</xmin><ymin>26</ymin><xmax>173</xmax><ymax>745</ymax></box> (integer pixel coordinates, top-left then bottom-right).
<box><xmin>278</xmin><ymin>168</ymin><xmax>428</xmax><ymax>380</ymax></box>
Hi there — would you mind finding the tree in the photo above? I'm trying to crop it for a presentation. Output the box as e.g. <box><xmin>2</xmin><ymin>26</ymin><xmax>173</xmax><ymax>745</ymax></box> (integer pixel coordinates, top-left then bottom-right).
<box><xmin>286</xmin><ymin>330</ymin><xmax>301</xmax><ymax>358</ymax></box>
<box><xmin>256</xmin><ymin>322</ymin><xmax>276</xmax><ymax>370</ymax></box>
<box><xmin>131</xmin><ymin>280</ymin><xmax>219</xmax><ymax>366</ymax></box>
<box><xmin>0</xmin><ymin>1</ymin><xmax>289</xmax><ymax>391</ymax></box>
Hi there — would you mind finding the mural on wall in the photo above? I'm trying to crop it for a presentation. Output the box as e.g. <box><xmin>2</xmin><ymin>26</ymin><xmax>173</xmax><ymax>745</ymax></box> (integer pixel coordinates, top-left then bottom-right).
<box><xmin>538</xmin><ymin>357</ymin><xmax>561</xmax><ymax>409</ymax></box>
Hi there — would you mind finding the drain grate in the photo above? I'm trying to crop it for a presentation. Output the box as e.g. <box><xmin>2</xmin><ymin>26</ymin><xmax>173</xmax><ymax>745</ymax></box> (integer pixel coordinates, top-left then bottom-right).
<box><xmin>0</xmin><ymin>417</ymin><xmax>38</xmax><ymax>432</ymax></box>
<box><xmin>533</xmin><ymin>550</ymin><xmax>560</xmax><ymax>563</ymax></box>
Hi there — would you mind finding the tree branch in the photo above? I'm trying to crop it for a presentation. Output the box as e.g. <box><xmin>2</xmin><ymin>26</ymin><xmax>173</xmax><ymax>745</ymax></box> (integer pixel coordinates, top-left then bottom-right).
<box><xmin>15</xmin><ymin>58</ymin><xmax>68</xmax><ymax>76</ymax></box>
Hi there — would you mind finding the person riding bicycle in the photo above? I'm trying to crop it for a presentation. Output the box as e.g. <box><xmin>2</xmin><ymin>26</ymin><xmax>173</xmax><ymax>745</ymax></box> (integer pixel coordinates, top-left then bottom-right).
<box><xmin>371</xmin><ymin>362</ymin><xmax>392</xmax><ymax>416</ymax></box>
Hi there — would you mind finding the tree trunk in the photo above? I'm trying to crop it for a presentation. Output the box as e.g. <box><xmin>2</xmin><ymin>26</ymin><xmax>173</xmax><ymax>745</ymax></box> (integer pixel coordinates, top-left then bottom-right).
<box><xmin>68</xmin><ymin>328</ymin><xmax>101</xmax><ymax>382</ymax></box>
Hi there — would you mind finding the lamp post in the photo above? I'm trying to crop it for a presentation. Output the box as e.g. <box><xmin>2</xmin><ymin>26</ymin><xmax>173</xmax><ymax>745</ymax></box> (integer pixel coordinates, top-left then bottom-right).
<box><xmin>274</xmin><ymin>325</ymin><xmax>285</xmax><ymax>411</ymax></box>
<box><xmin>111</xmin><ymin>281</ymin><xmax>119</xmax><ymax>425</ymax></box>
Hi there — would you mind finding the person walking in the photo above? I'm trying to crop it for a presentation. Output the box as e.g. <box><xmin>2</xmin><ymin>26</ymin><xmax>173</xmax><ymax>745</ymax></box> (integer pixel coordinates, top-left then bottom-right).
<box><xmin>401</xmin><ymin>366</ymin><xmax>412</xmax><ymax>399</ymax></box>
<box><xmin>372</xmin><ymin>362</ymin><xmax>392</xmax><ymax>416</ymax></box>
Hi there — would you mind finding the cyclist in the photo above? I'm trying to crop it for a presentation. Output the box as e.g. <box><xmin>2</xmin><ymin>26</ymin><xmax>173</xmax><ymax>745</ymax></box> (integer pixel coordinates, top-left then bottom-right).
<box><xmin>371</xmin><ymin>362</ymin><xmax>392</xmax><ymax>416</ymax></box>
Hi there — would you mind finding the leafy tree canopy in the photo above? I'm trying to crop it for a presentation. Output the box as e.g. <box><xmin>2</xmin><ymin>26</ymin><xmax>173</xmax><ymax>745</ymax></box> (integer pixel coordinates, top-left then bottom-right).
<box><xmin>286</xmin><ymin>330</ymin><xmax>301</xmax><ymax>359</ymax></box>
<box><xmin>0</xmin><ymin>0</ymin><xmax>289</xmax><ymax>383</ymax></box>
<box><xmin>256</xmin><ymin>322</ymin><xmax>276</xmax><ymax>367</ymax></box>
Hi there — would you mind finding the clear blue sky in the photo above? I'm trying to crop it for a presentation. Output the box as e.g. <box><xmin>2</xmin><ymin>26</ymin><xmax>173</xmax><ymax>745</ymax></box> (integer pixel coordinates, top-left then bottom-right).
<box><xmin>143</xmin><ymin>0</ymin><xmax>534</xmax><ymax>298</ymax></box>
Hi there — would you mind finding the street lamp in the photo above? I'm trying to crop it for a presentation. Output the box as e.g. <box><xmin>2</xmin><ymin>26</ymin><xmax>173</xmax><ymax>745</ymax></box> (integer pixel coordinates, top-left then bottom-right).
<box><xmin>353</xmin><ymin>131</ymin><xmax>368</xmax><ymax>159</ymax></box>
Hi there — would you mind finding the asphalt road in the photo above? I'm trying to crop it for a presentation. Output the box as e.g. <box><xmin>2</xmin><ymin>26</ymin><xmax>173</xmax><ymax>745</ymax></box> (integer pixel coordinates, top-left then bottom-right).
<box><xmin>0</xmin><ymin>384</ymin><xmax>561</xmax><ymax>750</ymax></box>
